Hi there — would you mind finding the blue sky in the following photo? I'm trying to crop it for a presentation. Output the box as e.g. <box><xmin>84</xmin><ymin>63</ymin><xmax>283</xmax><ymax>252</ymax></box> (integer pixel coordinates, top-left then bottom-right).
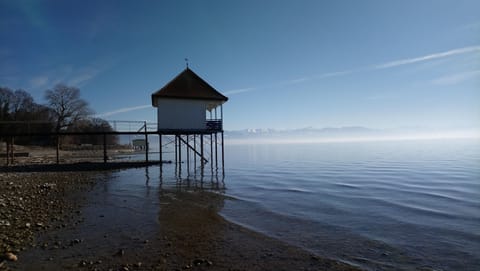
<box><xmin>1</xmin><ymin>0</ymin><xmax>479</xmax><ymax>131</ymax></box>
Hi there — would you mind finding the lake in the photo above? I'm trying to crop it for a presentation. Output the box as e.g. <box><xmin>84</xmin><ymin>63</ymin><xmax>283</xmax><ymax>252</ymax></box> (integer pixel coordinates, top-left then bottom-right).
<box><xmin>220</xmin><ymin>139</ymin><xmax>480</xmax><ymax>270</ymax></box>
<box><xmin>76</xmin><ymin>138</ymin><xmax>480</xmax><ymax>270</ymax></box>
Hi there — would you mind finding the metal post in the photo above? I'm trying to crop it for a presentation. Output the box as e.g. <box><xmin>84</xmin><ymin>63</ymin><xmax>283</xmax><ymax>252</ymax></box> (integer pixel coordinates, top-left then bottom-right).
<box><xmin>186</xmin><ymin>135</ymin><xmax>190</xmax><ymax>172</ymax></box>
<box><xmin>221</xmin><ymin>131</ymin><xmax>225</xmax><ymax>172</ymax></box>
<box><xmin>200</xmin><ymin>135</ymin><xmax>204</xmax><ymax>166</ymax></box>
<box><xmin>56</xmin><ymin>134</ymin><xmax>60</xmax><ymax>164</ymax></box>
<box><xmin>178</xmin><ymin>135</ymin><xmax>182</xmax><ymax>164</ymax></box>
<box><xmin>174</xmin><ymin>135</ymin><xmax>178</xmax><ymax>164</ymax></box>
<box><xmin>210</xmin><ymin>134</ymin><xmax>213</xmax><ymax>170</ymax></box>
<box><xmin>159</xmin><ymin>134</ymin><xmax>162</xmax><ymax>163</ymax></box>
<box><xmin>103</xmin><ymin>133</ymin><xmax>107</xmax><ymax>163</ymax></box>
<box><xmin>220</xmin><ymin>104</ymin><xmax>223</xmax><ymax>131</ymax></box>
<box><xmin>5</xmin><ymin>140</ymin><xmax>9</xmax><ymax>166</ymax></box>
<box><xmin>215</xmin><ymin>132</ymin><xmax>218</xmax><ymax>169</ymax></box>
<box><xmin>10</xmin><ymin>137</ymin><xmax>14</xmax><ymax>165</ymax></box>
<box><xmin>193</xmin><ymin>135</ymin><xmax>196</xmax><ymax>169</ymax></box>
<box><xmin>144</xmin><ymin>122</ymin><xmax>148</xmax><ymax>163</ymax></box>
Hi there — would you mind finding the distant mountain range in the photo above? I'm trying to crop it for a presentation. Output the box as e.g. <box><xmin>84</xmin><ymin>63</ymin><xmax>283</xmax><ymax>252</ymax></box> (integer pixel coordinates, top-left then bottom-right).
<box><xmin>225</xmin><ymin>126</ymin><xmax>382</xmax><ymax>138</ymax></box>
<box><xmin>223</xmin><ymin>126</ymin><xmax>478</xmax><ymax>143</ymax></box>
<box><xmin>227</xmin><ymin>126</ymin><xmax>377</xmax><ymax>135</ymax></box>
<box><xmin>114</xmin><ymin>126</ymin><xmax>478</xmax><ymax>145</ymax></box>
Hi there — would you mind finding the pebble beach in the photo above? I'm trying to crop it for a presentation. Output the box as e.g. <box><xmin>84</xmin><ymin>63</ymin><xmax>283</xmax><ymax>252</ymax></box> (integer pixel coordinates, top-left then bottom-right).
<box><xmin>0</xmin><ymin>168</ymin><xmax>361</xmax><ymax>271</ymax></box>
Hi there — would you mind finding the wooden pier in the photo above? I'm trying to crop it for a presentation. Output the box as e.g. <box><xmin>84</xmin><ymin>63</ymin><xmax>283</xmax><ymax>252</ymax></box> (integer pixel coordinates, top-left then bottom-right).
<box><xmin>2</xmin><ymin>67</ymin><xmax>228</xmax><ymax>174</ymax></box>
<box><xmin>1</xmin><ymin>122</ymin><xmax>225</xmax><ymax>174</ymax></box>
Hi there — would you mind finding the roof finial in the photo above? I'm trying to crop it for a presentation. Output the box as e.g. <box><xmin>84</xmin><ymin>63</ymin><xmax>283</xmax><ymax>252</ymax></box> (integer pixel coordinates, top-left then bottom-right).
<box><xmin>185</xmin><ymin>58</ymin><xmax>189</xmax><ymax>69</ymax></box>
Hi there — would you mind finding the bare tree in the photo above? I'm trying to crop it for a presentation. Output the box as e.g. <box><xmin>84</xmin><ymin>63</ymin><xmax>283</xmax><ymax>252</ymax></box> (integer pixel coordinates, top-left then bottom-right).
<box><xmin>45</xmin><ymin>84</ymin><xmax>92</xmax><ymax>132</ymax></box>
<box><xmin>0</xmin><ymin>87</ymin><xmax>13</xmax><ymax>121</ymax></box>
<box><xmin>11</xmin><ymin>89</ymin><xmax>34</xmax><ymax>120</ymax></box>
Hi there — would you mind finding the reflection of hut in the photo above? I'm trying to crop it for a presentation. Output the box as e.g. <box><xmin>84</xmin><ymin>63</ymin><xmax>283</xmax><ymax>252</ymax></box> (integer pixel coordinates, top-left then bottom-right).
<box><xmin>151</xmin><ymin>68</ymin><xmax>228</xmax><ymax>169</ymax></box>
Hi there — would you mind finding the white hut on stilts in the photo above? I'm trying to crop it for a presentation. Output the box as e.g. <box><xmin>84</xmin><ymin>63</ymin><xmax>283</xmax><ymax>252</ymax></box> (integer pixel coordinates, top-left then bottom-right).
<box><xmin>151</xmin><ymin>67</ymin><xmax>228</xmax><ymax>171</ymax></box>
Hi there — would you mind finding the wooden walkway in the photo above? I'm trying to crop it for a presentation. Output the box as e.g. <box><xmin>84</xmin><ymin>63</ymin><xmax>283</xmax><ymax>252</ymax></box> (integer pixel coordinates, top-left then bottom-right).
<box><xmin>1</xmin><ymin>121</ymin><xmax>225</xmax><ymax>171</ymax></box>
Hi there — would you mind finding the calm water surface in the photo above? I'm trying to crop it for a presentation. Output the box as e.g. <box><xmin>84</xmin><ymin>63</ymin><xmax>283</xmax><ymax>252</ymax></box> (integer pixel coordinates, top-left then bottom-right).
<box><xmin>219</xmin><ymin>139</ymin><xmax>480</xmax><ymax>270</ymax></box>
<box><xmin>29</xmin><ymin>138</ymin><xmax>478</xmax><ymax>270</ymax></box>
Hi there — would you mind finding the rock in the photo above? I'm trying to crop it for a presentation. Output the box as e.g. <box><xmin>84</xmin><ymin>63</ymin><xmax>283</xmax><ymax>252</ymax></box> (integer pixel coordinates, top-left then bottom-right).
<box><xmin>114</xmin><ymin>248</ymin><xmax>125</xmax><ymax>257</ymax></box>
<box><xmin>5</xmin><ymin>252</ymin><xmax>18</xmax><ymax>261</ymax></box>
<box><xmin>193</xmin><ymin>259</ymin><xmax>204</xmax><ymax>266</ymax></box>
<box><xmin>40</xmin><ymin>183</ymin><xmax>56</xmax><ymax>190</ymax></box>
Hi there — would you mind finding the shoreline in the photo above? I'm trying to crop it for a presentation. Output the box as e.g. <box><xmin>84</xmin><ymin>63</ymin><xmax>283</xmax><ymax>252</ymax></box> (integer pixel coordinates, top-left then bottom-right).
<box><xmin>1</xmin><ymin>170</ymin><xmax>361</xmax><ymax>271</ymax></box>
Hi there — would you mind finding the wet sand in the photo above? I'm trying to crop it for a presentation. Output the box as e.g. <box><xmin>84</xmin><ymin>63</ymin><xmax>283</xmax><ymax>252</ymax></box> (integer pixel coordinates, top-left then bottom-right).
<box><xmin>1</xmin><ymin>169</ymin><xmax>361</xmax><ymax>271</ymax></box>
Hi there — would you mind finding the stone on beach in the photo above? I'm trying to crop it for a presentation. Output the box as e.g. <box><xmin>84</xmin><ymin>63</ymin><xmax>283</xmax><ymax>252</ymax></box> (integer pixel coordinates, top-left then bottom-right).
<box><xmin>4</xmin><ymin>252</ymin><xmax>17</xmax><ymax>261</ymax></box>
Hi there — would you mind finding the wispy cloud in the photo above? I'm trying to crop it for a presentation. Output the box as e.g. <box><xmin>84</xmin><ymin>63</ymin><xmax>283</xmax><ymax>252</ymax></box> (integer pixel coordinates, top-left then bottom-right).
<box><xmin>97</xmin><ymin>104</ymin><xmax>151</xmax><ymax>118</ymax></box>
<box><xmin>372</xmin><ymin>46</ymin><xmax>480</xmax><ymax>69</ymax></box>
<box><xmin>431</xmin><ymin>70</ymin><xmax>480</xmax><ymax>85</ymax></box>
<box><xmin>318</xmin><ymin>70</ymin><xmax>356</xmax><ymax>78</ymax></box>
<box><xmin>224</xmin><ymin>87</ymin><xmax>257</xmax><ymax>95</ymax></box>
<box><xmin>68</xmin><ymin>65</ymin><xmax>105</xmax><ymax>86</ymax></box>
<box><xmin>225</xmin><ymin>45</ymin><xmax>480</xmax><ymax>96</ymax></box>
<box><xmin>26</xmin><ymin>58</ymin><xmax>114</xmax><ymax>92</ymax></box>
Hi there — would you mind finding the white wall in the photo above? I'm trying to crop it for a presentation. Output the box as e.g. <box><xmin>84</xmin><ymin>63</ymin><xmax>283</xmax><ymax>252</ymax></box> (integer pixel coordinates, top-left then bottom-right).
<box><xmin>156</xmin><ymin>98</ymin><xmax>207</xmax><ymax>130</ymax></box>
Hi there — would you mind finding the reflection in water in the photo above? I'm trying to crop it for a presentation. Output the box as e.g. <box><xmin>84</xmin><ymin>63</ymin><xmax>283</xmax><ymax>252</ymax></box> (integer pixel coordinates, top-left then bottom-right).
<box><xmin>163</xmin><ymin>162</ymin><xmax>226</xmax><ymax>193</ymax></box>
<box><xmin>13</xmin><ymin>164</ymin><xmax>228</xmax><ymax>270</ymax></box>
<box><xmin>155</xmin><ymin>164</ymin><xmax>228</xmax><ymax>268</ymax></box>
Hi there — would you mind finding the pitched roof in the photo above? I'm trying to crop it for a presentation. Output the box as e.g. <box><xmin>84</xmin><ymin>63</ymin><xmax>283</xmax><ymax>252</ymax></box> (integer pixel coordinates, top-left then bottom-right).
<box><xmin>151</xmin><ymin>68</ymin><xmax>228</xmax><ymax>106</ymax></box>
